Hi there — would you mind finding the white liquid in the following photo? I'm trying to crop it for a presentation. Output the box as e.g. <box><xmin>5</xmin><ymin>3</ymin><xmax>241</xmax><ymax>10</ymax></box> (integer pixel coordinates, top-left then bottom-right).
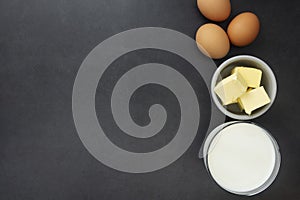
<box><xmin>207</xmin><ymin>123</ymin><xmax>276</xmax><ymax>193</ymax></box>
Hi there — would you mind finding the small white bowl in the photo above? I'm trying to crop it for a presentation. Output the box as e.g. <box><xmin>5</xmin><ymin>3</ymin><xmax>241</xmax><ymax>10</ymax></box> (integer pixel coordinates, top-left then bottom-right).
<box><xmin>202</xmin><ymin>121</ymin><xmax>281</xmax><ymax>196</ymax></box>
<box><xmin>211</xmin><ymin>55</ymin><xmax>277</xmax><ymax>120</ymax></box>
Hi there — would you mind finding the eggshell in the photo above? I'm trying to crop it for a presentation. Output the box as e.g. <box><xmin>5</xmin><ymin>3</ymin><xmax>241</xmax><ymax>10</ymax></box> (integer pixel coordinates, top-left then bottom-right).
<box><xmin>197</xmin><ymin>0</ymin><xmax>231</xmax><ymax>22</ymax></box>
<box><xmin>195</xmin><ymin>23</ymin><xmax>230</xmax><ymax>59</ymax></box>
<box><xmin>227</xmin><ymin>12</ymin><xmax>260</xmax><ymax>47</ymax></box>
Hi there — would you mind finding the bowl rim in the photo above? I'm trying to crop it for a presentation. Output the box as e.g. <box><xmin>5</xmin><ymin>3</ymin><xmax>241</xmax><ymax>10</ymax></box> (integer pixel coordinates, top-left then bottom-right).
<box><xmin>211</xmin><ymin>55</ymin><xmax>277</xmax><ymax>120</ymax></box>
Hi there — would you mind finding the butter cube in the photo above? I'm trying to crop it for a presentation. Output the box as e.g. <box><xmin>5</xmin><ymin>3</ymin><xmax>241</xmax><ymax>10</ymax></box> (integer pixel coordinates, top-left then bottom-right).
<box><xmin>237</xmin><ymin>88</ymin><xmax>253</xmax><ymax>111</ymax></box>
<box><xmin>237</xmin><ymin>86</ymin><xmax>271</xmax><ymax>115</ymax></box>
<box><xmin>214</xmin><ymin>73</ymin><xmax>248</xmax><ymax>105</ymax></box>
<box><xmin>232</xmin><ymin>67</ymin><xmax>262</xmax><ymax>88</ymax></box>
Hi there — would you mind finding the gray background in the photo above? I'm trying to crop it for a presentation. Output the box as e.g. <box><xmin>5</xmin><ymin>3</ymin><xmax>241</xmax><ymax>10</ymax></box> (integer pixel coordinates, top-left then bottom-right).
<box><xmin>0</xmin><ymin>0</ymin><xmax>299</xmax><ymax>199</ymax></box>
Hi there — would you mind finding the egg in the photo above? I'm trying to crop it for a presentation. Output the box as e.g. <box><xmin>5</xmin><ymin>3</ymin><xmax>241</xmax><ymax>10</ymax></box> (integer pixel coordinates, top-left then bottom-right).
<box><xmin>227</xmin><ymin>12</ymin><xmax>260</xmax><ymax>47</ymax></box>
<box><xmin>196</xmin><ymin>23</ymin><xmax>230</xmax><ymax>59</ymax></box>
<box><xmin>197</xmin><ymin>0</ymin><xmax>231</xmax><ymax>22</ymax></box>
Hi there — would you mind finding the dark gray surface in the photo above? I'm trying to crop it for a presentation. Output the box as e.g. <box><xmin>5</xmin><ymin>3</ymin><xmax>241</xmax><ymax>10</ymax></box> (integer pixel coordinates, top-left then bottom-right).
<box><xmin>0</xmin><ymin>0</ymin><xmax>299</xmax><ymax>199</ymax></box>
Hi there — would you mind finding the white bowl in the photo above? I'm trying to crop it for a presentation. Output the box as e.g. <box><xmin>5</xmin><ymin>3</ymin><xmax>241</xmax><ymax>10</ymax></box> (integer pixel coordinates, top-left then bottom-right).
<box><xmin>202</xmin><ymin>121</ymin><xmax>281</xmax><ymax>196</ymax></box>
<box><xmin>211</xmin><ymin>55</ymin><xmax>277</xmax><ymax>120</ymax></box>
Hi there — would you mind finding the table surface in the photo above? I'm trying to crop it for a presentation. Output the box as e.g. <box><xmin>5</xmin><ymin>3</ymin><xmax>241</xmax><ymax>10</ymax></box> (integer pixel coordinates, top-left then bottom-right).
<box><xmin>0</xmin><ymin>0</ymin><xmax>299</xmax><ymax>199</ymax></box>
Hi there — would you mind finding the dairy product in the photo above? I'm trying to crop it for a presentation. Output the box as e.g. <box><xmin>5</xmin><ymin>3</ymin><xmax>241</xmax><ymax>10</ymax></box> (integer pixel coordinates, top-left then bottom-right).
<box><xmin>238</xmin><ymin>86</ymin><xmax>271</xmax><ymax>115</ymax></box>
<box><xmin>232</xmin><ymin>67</ymin><xmax>262</xmax><ymax>88</ymax></box>
<box><xmin>207</xmin><ymin>123</ymin><xmax>276</xmax><ymax>193</ymax></box>
<box><xmin>214</xmin><ymin>72</ymin><xmax>248</xmax><ymax>105</ymax></box>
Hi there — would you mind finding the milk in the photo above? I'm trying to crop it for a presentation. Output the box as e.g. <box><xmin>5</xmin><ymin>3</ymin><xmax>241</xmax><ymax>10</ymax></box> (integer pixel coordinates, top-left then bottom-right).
<box><xmin>207</xmin><ymin>123</ymin><xmax>276</xmax><ymax>193</ymax></box>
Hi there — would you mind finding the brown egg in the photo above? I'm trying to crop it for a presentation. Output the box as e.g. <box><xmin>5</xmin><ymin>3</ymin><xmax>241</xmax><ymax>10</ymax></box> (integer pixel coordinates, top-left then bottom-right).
<box><xmin>197</xmin><ymin>0</ymin><xmax>231</xmax><ymax>22</ymax></box>
<box><xmin>195</xmin><ymin>23</ymin><xmax>230</xmax><ymax>59</ymax></box>
<box><xmin>227</xmin><ymin>12</ymin><xmax>260</xmax><ymax>47</ymax></box>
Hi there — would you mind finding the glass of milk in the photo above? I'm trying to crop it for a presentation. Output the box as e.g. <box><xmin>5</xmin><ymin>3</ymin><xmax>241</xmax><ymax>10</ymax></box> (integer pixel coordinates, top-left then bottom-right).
<box><xmin>202</xmin><ymin>121</ymin><xmax>281</xmax><ymax>196</ymax></box>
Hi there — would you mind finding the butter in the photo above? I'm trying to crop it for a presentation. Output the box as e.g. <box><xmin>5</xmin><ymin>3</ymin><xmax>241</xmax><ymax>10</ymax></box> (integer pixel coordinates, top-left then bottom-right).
<box><xmin>214</xmin><ymin>72</ymin><xmax>248</xmax><ymax>105</ymax></box>
<box><xmin>232</xmin><ymin>67</ymin><xmax>262</xmax><ymax>88</ymax></box>
<box><xmin>237</xmin><ymin>86</ymin><xmax>271</xmax><ymax>115</ymax></box>
<box><xmin>237</xmin><ymin>88</ymin><xmax>252</xmax><ymax>111</ymax></box>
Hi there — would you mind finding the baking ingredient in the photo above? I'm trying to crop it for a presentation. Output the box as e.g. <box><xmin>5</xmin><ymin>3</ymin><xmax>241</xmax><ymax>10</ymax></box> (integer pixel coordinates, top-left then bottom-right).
<box><xmin>207</xmin><ymin>123</ymin><xmax>276</xmax><ymax>193</ymax></box>
<box><xmin>214</xmin><ymin>66</ymin><xmax>271</xmax><ymax>114</ymax></box>
<box><xmin>227</xmin><ymin>12</ymin><xmax>260</xmax><ymax>47</ymax></box>
<box><xmin>232</xmin><ymin>67</ymin><xmax>262</xmax><ymax>88</ymax></box>
<box><xmin>214</xmin><ymin>72</ymin><xmax>247</xmax><ymax>105</ymax></box>
<box><xmin>197</xmin><ymin>0</ymin><xmax>231</xmax><ymax>22</ymax></box>
<box><xmin>196</xmin><ymin>23</ymin><xmax>230</xmax><ymax>59</ymax></box>
<box><xmin>237</xmin><ymin>86</ymin><xmax>271</xmax><ymax>115</ymax></box>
